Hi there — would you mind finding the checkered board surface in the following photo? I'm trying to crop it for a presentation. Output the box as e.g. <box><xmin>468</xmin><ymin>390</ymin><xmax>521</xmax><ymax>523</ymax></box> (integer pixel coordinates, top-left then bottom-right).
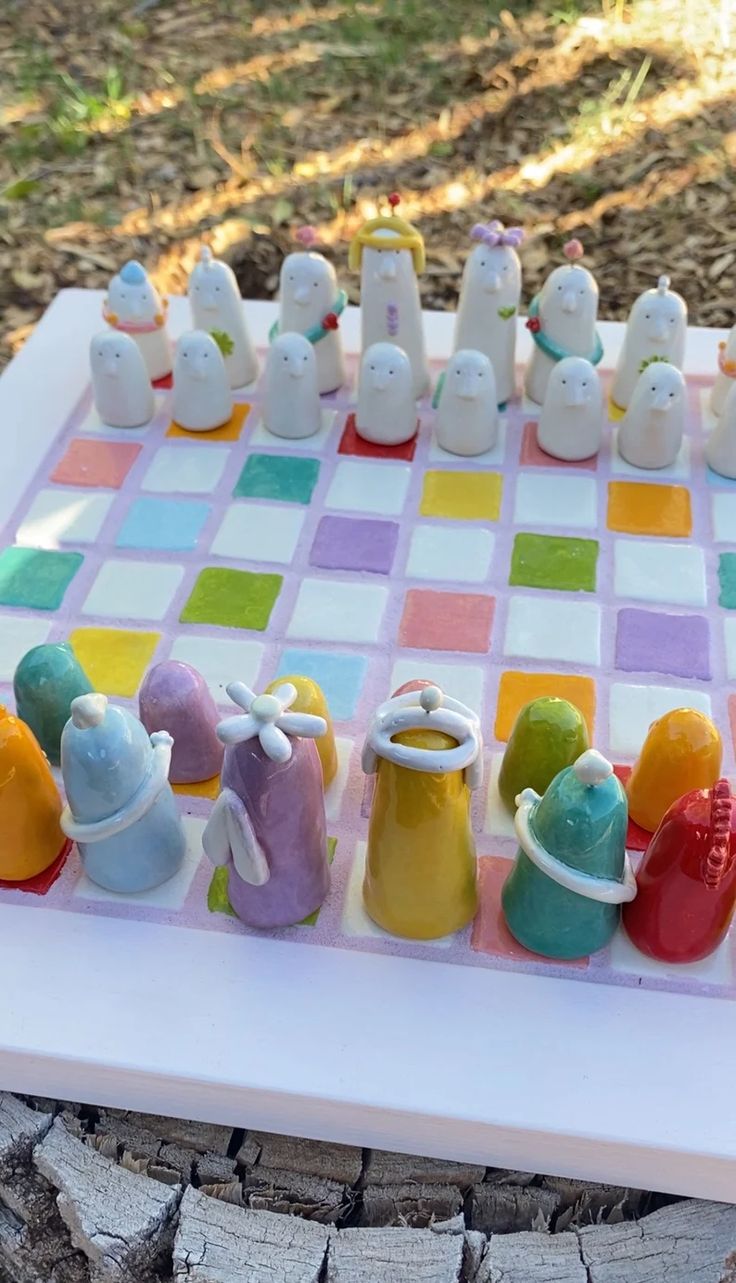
<box><xmin>0</xmin><ymin>351</ymin><xmax>734</xmax><ymax>1002</ymax></box>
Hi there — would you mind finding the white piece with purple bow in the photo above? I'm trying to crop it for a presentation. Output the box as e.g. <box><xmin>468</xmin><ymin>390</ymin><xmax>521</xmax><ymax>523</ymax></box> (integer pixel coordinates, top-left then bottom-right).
<box><xmin>453</xmin><ymin>221</ymin><xmax>523</xmax><ymax>406</ymax></box>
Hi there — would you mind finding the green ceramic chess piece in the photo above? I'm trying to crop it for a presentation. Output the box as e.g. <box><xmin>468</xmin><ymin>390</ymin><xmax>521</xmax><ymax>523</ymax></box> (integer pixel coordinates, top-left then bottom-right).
<box><xmin>498</xmin><ymin>696</ymin><xmax>589</xmax><ymax>814</ymax></box>
<box><xmin>501</xmin><ymin>749</ymin><xmax>634</xmax><ymax>960</ymax></box>
<box><xmin>14</xmin><ymin>642</ymin><xmax>93</xmax><ymax>766</ymax></box>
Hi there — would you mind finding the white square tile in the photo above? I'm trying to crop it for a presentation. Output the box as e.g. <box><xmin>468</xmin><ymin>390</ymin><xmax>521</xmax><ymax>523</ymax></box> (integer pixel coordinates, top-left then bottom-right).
<box><xmin>211</xmin><ymin>504</ymin><xmax>305</xmax><ymax>565</ymax></box>
<box><xmin>504</xmin><ymin>595</ymin><xmax>601</xmax><ymax>665</ymax></box>
<box><xmin>287</xmin><ymin>578</ymin><xmax>388</xmax><ymax>643</ymax></box>
<box><xmin>712</xmin><ymin>492</ymin><xmax>736</xmax><ymax>543</ymax></box>
<box><xmin>405</xmin><ymin>524</ymin><xmax>494</xmax><ymax>584</ymax></box>
<box><xmin>609</xmin><ymin>682</ymin><xmax>713</xmax><ymax>759</ymax></box>
<box><xmin>74</xmin><ymin>815</ymin><xmax>204</xmax><ymax>909</ymax></box>
<box><xmin>325</xmin><ymin>460</ymin><xmax>411</xmax><ymax>516</ymax></box>
<box><xmin>325</xmin><ymin>737</ymin><xmax>353</xmax><ymax>822</ymax></box>
<box><xmin>513</xmin><ymin>472</ymin><xmax>597</xmax><ymax>529</ymax></box>
<box><xmin>249</xmin><ymin>407</ymin><xmax>337</xmax><ymax>452</ymax></box>
<box><xmin>613</xmin><ymin>539</ymin><xmax>707</xmax><ymax>607</ymax></box>
<box><xmin>0</xmin><ymin>614</ymin><xmax>52</xmax><ymax>682</ymax></box>
<box><xmin>484</xmin><ymin>751</ymin><xmax>516</xmax><ymax>839</ymax></box>
<box><xmin>724</xmin><ymin>619</ymin><xmax>736</xmax><ymax>681</ymax></box>
<box><xmin>141</xmin><ymin>445</ymin><xmax>228</xmax><ymax>494</ymax></box>
<box><xmin>428</xmin><ymin>419</ymin><xmax>507</xmax><ymax>465</ymax></box>
<box><xmin>16</xmin><ymin>488</ymin><xmax>113</xmax><ymax>548</ymax></box>
<box><xmin>169</xmin><ymin>634</ymin><xmax>264</xmax><ymax>704</ymax></box>
<box><xmin>82</xmin><ymin>559</ymin><xmax>183</xmax><ymax>621</ymax></box>
<box><xmin>611</xmin><ymin>924</ymin><xmax>733</xmax><ymax>987</ymax></box>
<box><xmin>611</xmin><ymin>427</ymin><xmax>690</xmax><ymax>479</ymax></box>
<box><xmin>341</xmin><ymin>841</ymin><xmax>453</xmax><ymax>947</ymax></box>
<box><xmin>78</xmin><ymin>393</ymin><xmax>163</xmax><ymax>435</ymax></box>
<box><xmin>390</xmin><ymin>658</ymin><xmax>484</xmax><ymax>716</ymax></box>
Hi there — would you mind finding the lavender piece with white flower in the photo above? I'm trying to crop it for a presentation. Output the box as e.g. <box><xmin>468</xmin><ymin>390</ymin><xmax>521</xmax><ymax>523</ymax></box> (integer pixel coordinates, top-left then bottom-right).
<box><xmin>202</xmin><ymin>681</ymin><xmax>330</xmax><ymax>929</ymax></box>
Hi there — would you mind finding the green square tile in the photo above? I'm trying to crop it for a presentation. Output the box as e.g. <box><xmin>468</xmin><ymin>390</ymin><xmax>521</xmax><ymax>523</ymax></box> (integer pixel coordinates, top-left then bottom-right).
<box><xmin>0</xmin><ymin>547</ymin><xmax>83</xmax><ymax>610</ymax></box>
<box><xmin>234</xmin><ymin>453</ymin><xmax>320</xmax><ymax>505</ymax></box>
<box><xmin>181</xmin><ymin>567</ymin><xmax>282</xmax><ymax>630</ymax></box>
<box><xmin>718</xmin><ymin>553</ymin><xmax>736</xmax><ymax>609</ymax></box>
<box><xmin>207</xmin><ymin>837</ymin><xmax>336</xmax><ymax>924</ymax></box>
<box><xmin>509</xmin><ymin>533</ymin><xmax>598</xmax><ymax>593</ymax></box>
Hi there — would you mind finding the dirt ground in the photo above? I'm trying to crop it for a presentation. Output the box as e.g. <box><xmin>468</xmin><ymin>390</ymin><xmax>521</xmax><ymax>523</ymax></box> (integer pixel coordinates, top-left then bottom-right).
<box><xmin>0</xmin><ymin>0</ymin><xmax>734</xmax><ymax>368</ymax></box>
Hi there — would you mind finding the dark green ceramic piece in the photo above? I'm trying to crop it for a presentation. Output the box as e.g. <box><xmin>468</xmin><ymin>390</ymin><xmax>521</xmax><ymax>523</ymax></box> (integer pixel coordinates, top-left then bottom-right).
<box><xmin>14</xmin><ymin>642</ymin><xmax>93</xmax><ymax>765</ymax></box>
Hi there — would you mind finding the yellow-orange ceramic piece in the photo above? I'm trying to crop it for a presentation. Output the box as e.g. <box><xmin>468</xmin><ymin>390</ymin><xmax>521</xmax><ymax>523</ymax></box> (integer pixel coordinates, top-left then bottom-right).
<box><xmin>495</xmin><ymin>670</ymin><xmax>596</xmax><ymax>742</ymax></box>
<box><xmin>267</xmin><ymin>674</ymin><xmax>338</xmax><ymax>789</ymax></box>
<box><xmin>606</xmin><ymin>481</ymin><xmax>692</xmax><ymax>538</ymax></box>
<box><xmin>0</xmin><ymin>705</ymin><xmax>66</xmax><ymax>881</ymax></box>
<box><xmin>363</xmin><ymin>726</ymin><xmax>478</xmax><ymax>939</ymax></box>
<box><xmin>627</xmin><ymin>707</ymin><xmax>723</xmax><ymax>833</ymax></box>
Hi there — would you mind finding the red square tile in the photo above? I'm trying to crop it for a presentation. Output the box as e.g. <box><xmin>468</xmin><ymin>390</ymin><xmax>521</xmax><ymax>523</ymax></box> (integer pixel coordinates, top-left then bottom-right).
<box><xmin>613</xmin><ymin>764</ymin><xmax>651</xmax><ymax>851</ymax></box>
<box><xmin>51</xmin><ymin>439</ymin><xmax>142</xmax><ymax>489</ymax></box>
<box><xmin>339</xmin><ymin>412</ymin><xmax>418</xmax><ymax>462</ymax></box>
<box><xmin>0</xmin><ymin>840</ymin><xmax>71</xmax><ymax>895</ymax></box>
<box><xmin>471</xmin><ymin>856</ymin><xmax>588</xmax><ymax>967</ymax></box>
<box><xmin>152</xmin><ymin>372</ymin><xmax>173</xmax><ymax>389</ymax></box>
<box><xmin>519</xmin><ymin>421</ymin><xmax>597</xmax><ymax>471</ymax></box>
<box><xmin>399</xmin><ymin>588</ymin><xmax>494</xmax><ymax>653</ymax></box>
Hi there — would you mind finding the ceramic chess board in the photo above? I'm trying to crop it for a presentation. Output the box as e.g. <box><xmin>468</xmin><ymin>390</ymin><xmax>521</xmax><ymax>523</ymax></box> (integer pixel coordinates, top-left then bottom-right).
<box><xmin>0</xmin><ymin>337</ymin><xmax>734</xmax><ymax>1004</ymax></box>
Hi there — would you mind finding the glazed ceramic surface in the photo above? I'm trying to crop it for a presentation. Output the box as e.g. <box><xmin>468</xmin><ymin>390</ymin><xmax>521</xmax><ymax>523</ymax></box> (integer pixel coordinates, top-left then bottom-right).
<box><xmin>524</xmin><ymin>261</ymin><xmax>600</xmax><ymax>405</ymax></box>
<box><xmin>435</xmin><ymin>349</ymin><xmax>498</xmax><ymax>457</ymax></box>
<box><xmin>189</xmin><ymin>246</ymin><xmax>258</xmax><ymax>388</ymax></box>
<box><xmin>13</xmin><ymin>641</ymin><xmax>92</xmax><ymax>766</ymax></box>
<box><xmin>626</xmin><ymin>707</ymin><xmax>722</xmax><ymax>833</ymax></box>
<box><xmin>453</xmin><ymin>223</ymin><xmax>523</xmax><ymax>405</ymax></box>
<box><xmin>617</xmin><ymin>362</ymin><xmax>686</xmax><ymax>470</ymax></box>
<box><xmin>139</xmin><ymin>659</ymin><xmax>223</xmax><ymax>784</ymax></box>
<box><xmin>265</xmin><ymin>673</ymin><xmax>337</xmax><ymax>789</ymax></box>
<box><xmin>278</xmin><ymin>250</ymin><xmax>347</xmax><ymax>394</ymax></box>
<box><xmin>356</xmin><ymin>342</ymin><xmax>416</xmax><ymax>446</ymax></box>
<box><xmin>0</xmin><ymin>705</ymin><xmax>67</xmax><ymax>882</ymax></box>
<box><xmin>351</xmin><ymin>215</ymin><xmax>429</xmax><ymax>398</ymax></box>
<box><xmin>172</xmin><ymin>331</ymin><xmax>233</xmax><ymax>431</ymax></box>
<box><xmin>705</xmin><ymin>380</ymin><xmax>736</xmax><ymax>479</ymax></box>
<box><xmin>90</xmin><ymin>331</ymin><xmax>155</xmax><ymax>429</ymax></box>
<box><xmin>611</xmin><ymin>276</ymin><xmax>687</xmax><ymax>411</ymax></box>
<box><xmin>264</xmin><ymin>333</ymin><xmax>322</xmax><ymax>440</ymax></box>
<box><xmin>537</xmin><ymin>356</ymin><xmax>603</xmax><ymax>461</ymax></box>
<box><xmin>710</xmin><ymin>322</ymin><xmax>736</xmax><ymax>417</ymax></box>
<box><xmin>103</xmin><ymin>259</ymin><xmax>172</xmax><ymax>381</ymax></box>
<box><xmin>498</xmin><ymin>696</ymin><xmax>590</xmax><ymax>815</ymax></box>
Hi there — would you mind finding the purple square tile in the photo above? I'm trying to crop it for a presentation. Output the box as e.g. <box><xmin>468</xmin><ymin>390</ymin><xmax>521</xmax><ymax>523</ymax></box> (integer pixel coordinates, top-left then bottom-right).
<box><xmin>615</xmin><ymin>608</ymin><xmax>710</xmax><ymax>680</ymax></box>
<box><xmin>309</xmin><ymin>515</ymin><xmax>399</xmax><ymax>575</ymax></box>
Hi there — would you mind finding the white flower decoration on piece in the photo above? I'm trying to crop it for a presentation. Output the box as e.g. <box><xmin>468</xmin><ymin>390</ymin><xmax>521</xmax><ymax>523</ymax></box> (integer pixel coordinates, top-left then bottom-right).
<box><xmin>216</xmin><ymin>680</ymin><xmax>326</xmax><ymax>764</ymax></box>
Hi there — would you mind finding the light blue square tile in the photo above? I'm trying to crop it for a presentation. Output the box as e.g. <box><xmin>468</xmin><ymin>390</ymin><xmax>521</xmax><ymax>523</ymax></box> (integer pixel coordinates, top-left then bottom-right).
<box><xmin>274</xmin><ymin>648</ymin><xmax>368</xmax><ymax>721</ymax></box>
<box><xmin>116</xmin><ymin>497</ymin><xmax>211</xmax><ymax>551</ymax></box>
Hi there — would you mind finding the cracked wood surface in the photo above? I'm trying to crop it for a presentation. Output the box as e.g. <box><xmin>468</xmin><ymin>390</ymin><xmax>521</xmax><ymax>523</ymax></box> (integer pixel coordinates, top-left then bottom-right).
<box><xmin>172</xmin><ymin>1185</ymin><xmax>329</xmax><ymax>1283</ymax></box>
<box><xmin>578</xmin><ymin>1198</ymin><xmax>736</xmax><ymax>1282</ymax></box>
<box><xmin>470</xmin><ymin>1185</ymin><xmax>561</xmax><ymax>1235</ymax></box>
<box><xmin>327</xmin><ymin>1224</ymin><xmax>464</xmax><ymax>1282</ymax></box>
<box><xmin>473</xmin><ymin>1230</ymin><xmax>587</xmax><ymax>1283</ymax></box>
<box><xmin>237</xmin><ymin>1132</ymin><xmax>363</xmax><ymax>1186</ymax></box>
<box><xmin>360</xmin><ymin>1182</ymin><xmax>464</xmax><ymax>1228</ymax></box>
<box><xmin>363</xmin><ymin>1150</ymin><xmax>485</xmax><ymax>1188</ymax></box>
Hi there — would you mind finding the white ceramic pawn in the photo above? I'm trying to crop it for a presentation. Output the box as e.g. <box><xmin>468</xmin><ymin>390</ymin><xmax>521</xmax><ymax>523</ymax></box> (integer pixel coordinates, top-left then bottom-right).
<box><xmin>537</xmin><ymin>356</ymin><xmax>603</xmax><ymax>461</ymax></box>
<box><xmin>172</xmin><ymin>331</ymin><xmax>233</xmax><ymax>432</ymax></box>
<box><xmin>453</xmin><ymin>222</ymin><xmax>523</xmax><ymax>405</ymax></box>
<box><xmin>611</xmin><ymin>275</ymin><xmax>687</xmax><ymax>411</ymax></box>
<box><xmin>710</xmin><ymin>322</ymin><xmax>736</xmax><ymax>417</ymax></box>
<box><xmin>617</xmin><ymin>361</ymin><xmax>686</xmax><ymax>470</ymax></box>
<box><xmin>524</xmin><ymin>241</ymin><xmax>601</xmax><ymax>406</ymax></box>
<box><xmin>278</xmin><ymin>237</ymin><xmax>347</xmax><ymax>394</ymax></box>
<box><xmin>264</xmin><ymin>332</ymin><xmax>322</xmax><ymax>440</ymax></box>
<box><xmin>188</xmin><ymin>246</ymin><xmax>258</xmax><ymax>389</ymax></box>
<box><xmin>435</xmin><ymin>350</ymin><xmax>498</xmax><ymax>457</ymax></box>
<box><xmin>705</xmin><ymin>381</ymin><xmax>736</xmax><ymax>478</ymax></box>
<box><xmin>103</xmin><ymin>260</ymin><xmax>172</xmax><ymax>381</ymax></box>
<box><xmin>355</xmin><ymin>342</ymin><xmax>416</xmax><ymax>447</ymax></box>
<box><xmin>90</xmin><ymin>331</ymin><xmax>155</xmax><ymax>429</ymax></box>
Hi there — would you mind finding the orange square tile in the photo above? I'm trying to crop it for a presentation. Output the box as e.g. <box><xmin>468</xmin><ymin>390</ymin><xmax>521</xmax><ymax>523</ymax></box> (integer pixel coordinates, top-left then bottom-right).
<box><xmin>167</xmin><ymin>402</ymin><xmax>249</xmax><ymax>442</ymax></box>
<box><xmin>173</xmin><ymin>774</ymin><xmax>221</xmax><ymax>800</ymax></box>
<box><xmin>607</xmin><ymin>481</ymin><xmax>692</xmax><ymax>538</ymax></box>
<box><xmin>494</xmin><ymin>670</ymin><xmax>596</xmax><ymax>742</ymax></box>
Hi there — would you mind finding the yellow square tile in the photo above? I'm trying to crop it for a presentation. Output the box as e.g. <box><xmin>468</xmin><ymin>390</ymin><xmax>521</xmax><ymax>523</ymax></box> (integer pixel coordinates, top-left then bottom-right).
<box><xmin>167</xmin><ymin>402</ymin><xmax>249</xmax><ymax>442</ymax></box>
<box><xmin>607</xmin><ymin>481</ymin><xmax>692</xmax><ymax>537</ymax></box>
<box><xmin>495</xmin><ymin>670</ymin><xmax>596</xmax><ymax>742</ymax></box>
<box><xmin>68</xmin><ymin>628</ymin><xmax>160</xmax><ymax>697</ymax></box>
<box><xmin>420</xmin><ymin>470</ymin><xmax>502</xmax><ymax>521</ymax></box>
<box><xmin>173</xmin><ymin>775</ymin><xmax>221</xmax><ymax>800</ymax></box>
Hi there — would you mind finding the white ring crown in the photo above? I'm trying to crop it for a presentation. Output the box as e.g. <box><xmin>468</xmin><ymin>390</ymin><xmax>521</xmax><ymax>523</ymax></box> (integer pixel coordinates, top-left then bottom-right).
<box><xmin>361</xmin><ymin>685</ymin><xmax>483</xmax><ymax>789</ymax></box>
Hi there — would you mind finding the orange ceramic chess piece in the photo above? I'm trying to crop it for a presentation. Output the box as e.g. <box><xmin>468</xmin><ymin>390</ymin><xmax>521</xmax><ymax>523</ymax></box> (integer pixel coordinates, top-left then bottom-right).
<box><xmin>266</xmin><ymin>674</ymin><xmax>337</xmax><ymax>789</ymax></box>
<box><xmin>626</xmin><ymin>707</ymin><xmax>722</xmax><ymax>833</ymax></box>
<box><xmin>0</xmin><ymin>704</ymin><xmax>69</xmax><ymax>882</ymax></box>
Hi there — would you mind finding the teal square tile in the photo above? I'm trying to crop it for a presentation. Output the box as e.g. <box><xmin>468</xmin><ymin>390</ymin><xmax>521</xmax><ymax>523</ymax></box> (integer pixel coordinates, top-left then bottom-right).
<box><xmin>509</xmin><ymin>533</ymin><xmax>598</xmax><ymax>593</ymax></box>
<box><xmin>0</xmin><ymin>547</ymin><xmax>84</xmax><ymax>610</ymax></box>
<box><xmin>718</xmin><ymin>553</ymin><xmax>736</xmax><ymax>609</ymax></box>
<box><xmin>234</xmin><ymin>453</ymin><xmax>320</xmax><ymax>505</ymax></box>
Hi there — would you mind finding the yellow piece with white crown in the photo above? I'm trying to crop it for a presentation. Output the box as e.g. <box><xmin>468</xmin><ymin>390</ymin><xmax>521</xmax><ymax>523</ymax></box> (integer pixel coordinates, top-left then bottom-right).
<box><xmin>0</xmin><ymin>704</ymin><xmax>68</xmax><ymax>882</ymax></box>
<box><xmin>626</xmin><ymin>706</ymin><xmax>722</xmax><ymax>833</ymax></box>
<box><xmin>361</xmin><ymin>684</ymin><xmax>483</xmax><ymax>939</ymax></box>
<box><xmin>266</xmin><ymin>674</ymin><xmax>337</xmax><ymax>789</ymax></box>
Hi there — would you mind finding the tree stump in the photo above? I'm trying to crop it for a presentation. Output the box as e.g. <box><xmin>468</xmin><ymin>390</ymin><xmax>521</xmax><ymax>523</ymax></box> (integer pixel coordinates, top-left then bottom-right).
<box><xmin>578</xmin><ymin>1198</ymin><xmax>736</xmax><ymax>1282</ymax></box>
<box><xmin>327</xmin><ymin>1224</ymin><xmax>464</xmax><ymax>1282</ymax></box>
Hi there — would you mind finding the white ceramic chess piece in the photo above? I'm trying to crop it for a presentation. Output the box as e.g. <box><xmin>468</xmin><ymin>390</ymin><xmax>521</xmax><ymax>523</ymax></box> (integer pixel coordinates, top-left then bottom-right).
<box><xmin>453</xmin><ymin>221</ymin><xmax>523</xmax><ymax>405</ymax></box>
<box><xmin>524</xmin><ymin>241</ymin><xmax>602</xmax><ymax>406</ymax></box>
<box><xmin>171</xmin><ymin>331</ymin><xmax>233</xmax><ymax>432</ymax></box>
<box><xmin>611</xmin><ymin>275</ymin><xmax>687</xmax><ymax>411</ymax></box>
<box><xmin>264</xmin><ymin>332</ymin><xmax>322</xmax><ymax>440</ymax></box>
<box><xmin>349</xmin><ymin>198</ymin><xmax>429</xmax><ymax>399</ymax></box>
<box><xmin>617</xmin><ymin>361</ymin><xmax>686</xmax><ymax>470</ymax></box>
<box><xmin>537</xmin><ymin>356</ymin><xmax>603</xmax><ymax>461</ymax></box>
<box><xmin>90</xmin><ymin>331</ymin><xmax>155</xmax><ymax>429</ymax></box>
<box><xmin>103</xmin><ymin>260</ymin><xmax>172</xmax><ymax>382</ymax></box>
<box><xmin>435</xmin><ymin>350</ymin><xmax>498</xmax><ymax>457</ymax></box>
<box><xmin>355</xmin><ymin>342</ymin><xmax>416</xmax><ymax>446</ymax></box>
<box><xmin>275</xmin><ymin>230</ymin><xmax>347</xmax><ymax>394</ymax></box>
<box><xmin>705</xmin><ymin>380</ymin><xmax>736</xmax><ymax>478</ymax></box>
<box><xmin>710</xmin><ymin>322</ymin><xmax>736</xmax><ymax>417</ymax></box>
<box><xmin>188</xmin><ymin>246</ymin><xmax>258</xmax><ymax>389</ymax></box>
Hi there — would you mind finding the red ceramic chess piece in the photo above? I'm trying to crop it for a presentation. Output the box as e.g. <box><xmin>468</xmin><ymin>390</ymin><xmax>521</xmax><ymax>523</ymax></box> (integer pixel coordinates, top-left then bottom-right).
<box><xmin>623</xmin><ymin>778</ymin><xmax>736</xmax><ymax>964</ymax></box>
